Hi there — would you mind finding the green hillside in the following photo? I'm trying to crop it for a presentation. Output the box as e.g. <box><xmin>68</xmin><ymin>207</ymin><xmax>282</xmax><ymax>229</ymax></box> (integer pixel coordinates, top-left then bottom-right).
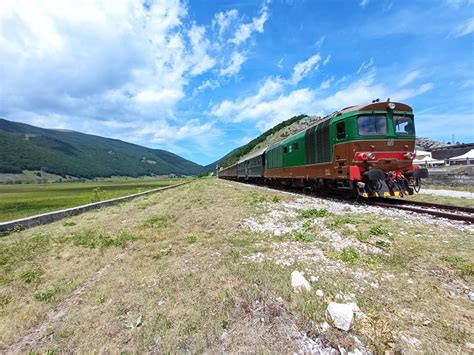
<box><xmin>205</xmin><ymin>114</ymin><xmax>310</xmax><ymax>170</ymax></box>
<box><xmin>0</xmin><ymin>118</ymin><xmax>204</xmax><ymax>178</ymax></box>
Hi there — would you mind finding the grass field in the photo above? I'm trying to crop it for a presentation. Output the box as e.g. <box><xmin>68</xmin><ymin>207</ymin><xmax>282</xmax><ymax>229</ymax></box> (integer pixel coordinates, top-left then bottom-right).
<box><xmin>0</xmin><ymin>178</ymin><xmax>472</xmax><ymax>353</ymax></box>
<box><xmin>0</xmin><ymin>179</ymin><xmax>187</xmax><ymax>222</ymax></box>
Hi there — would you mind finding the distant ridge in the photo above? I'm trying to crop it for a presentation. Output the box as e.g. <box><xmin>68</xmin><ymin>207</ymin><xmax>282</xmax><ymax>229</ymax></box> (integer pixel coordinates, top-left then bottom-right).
<box><xmin>0</xmin><ymin>118</ymin><xmax>205</xmax><ymax>178</ymax></box>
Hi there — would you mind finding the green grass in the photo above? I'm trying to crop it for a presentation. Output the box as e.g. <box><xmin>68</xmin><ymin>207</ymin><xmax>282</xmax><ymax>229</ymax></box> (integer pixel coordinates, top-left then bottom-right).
<box><xmin>300</xmin><ymin>208</ymin><xmax>330</xmax><ymax>218</ymax></box>
<box><xmin>0</xmin><ymin>178</ymin><xmax>187</xmax><ymax>222</ymax></box>
<box><xmin>441</xmin><ymin>255</ymin><xmax>473</xmax><ymax>277</ymax></box>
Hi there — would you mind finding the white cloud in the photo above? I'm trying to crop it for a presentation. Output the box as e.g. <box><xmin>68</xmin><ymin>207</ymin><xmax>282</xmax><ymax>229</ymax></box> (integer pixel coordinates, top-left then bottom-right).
<box><xmin>453</xmin><ymin>17</ymin><xmax>474</xmax><ymax>37</ymax></box>
<box><xmin>319</xmin><ymin>77</ymin><xmax>335</xmax><ymax>90</ymax></box>
<box><xmin>213</xmin><ymin>9</ymin><xmax>238</xmax><ymax>37</ymax></box>
<box><xmin>444</xmin><ymin>0</ymin><xmax>474</xmax><ymax>9</ymax></box>
<box><xmin>220</xmin><ymin>51</ymin><xmax>247</xmax><ymax>76</ymax></box>
<box><xmin>0</xmin><ymin>0</ymin><xmax>224</xmax><ymax>152</ymax></box>
<box><xmin>229</xmin><ymin>4</ymin><xmax>268</xmax><ymax>45</ymax></box>
<box><xmin>398</xmin><ymin>70</ymin><xmax>422</xmax><ymax>87</ymax></box>
<box><xmin>193</xmin><ymin>80</ymin><xmax>220</xmax><ymax>95</ymax></box>
<box><xmin>356</xmin><ymin>58</ymin><xmax>374</xmax><ymax>74</ymax></box>
<box><xmin>323</xmin><ymin>54</ymin><xmax>331</xmax><ymax>65</ymax></box>
<box><xmin>360</xmin><ymin>0</ymin><xmax>369</xmax><ymax>7</ymax></box>
<box><xmin>315</xmin><ymin>35</ymin><xmax>326</xmax><ymax>48</ymax></box>
<box><xmin>291</xmin><ymin>54</ymin><xmax>322</xmax><ymax>84</ymax></box>
<box><xmin>211</xmin><ymin>69</ymin><xmax>435</xmax><ymax>131</ymax></box>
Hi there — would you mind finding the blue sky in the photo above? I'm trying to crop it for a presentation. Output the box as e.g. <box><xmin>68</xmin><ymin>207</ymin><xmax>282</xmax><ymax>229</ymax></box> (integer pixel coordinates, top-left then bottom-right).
<box><xmin>1</xmin><ymin>0</ymin><xmax>473</xmax><ymax>165</ymax></box>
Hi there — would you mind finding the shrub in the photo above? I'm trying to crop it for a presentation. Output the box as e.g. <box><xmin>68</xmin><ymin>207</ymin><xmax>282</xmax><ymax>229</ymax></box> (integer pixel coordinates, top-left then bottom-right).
<box><xmin>33</xmin><ymin>283</ymin><xmax>61</xmax><ymax>302</ymax></box>
<box><xmin>294</xmin><ymin>230</ymin><xmax>317</xmax><ymax>242</ymax></box>
<box><xmin>300</xmin><ymin>209</ymin><xmax>329</xmax><ymax>218</ymax></box>
<box><xmin>369</xmin><ymin>225</ymin><xmax>388</xmax><ymax>236</ymax></box>
<box><xmin>340</xmin><ymin>247</ymin><xmax>359</xmax><ymax>264</ymax></box>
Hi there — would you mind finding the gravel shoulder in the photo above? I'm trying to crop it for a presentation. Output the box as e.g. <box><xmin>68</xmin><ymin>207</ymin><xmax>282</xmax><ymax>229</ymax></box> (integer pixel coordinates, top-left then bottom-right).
<box><xmin>0</xmin><ymin>178</ymin><xmax>472</xmax><ymax>353</ymax></box>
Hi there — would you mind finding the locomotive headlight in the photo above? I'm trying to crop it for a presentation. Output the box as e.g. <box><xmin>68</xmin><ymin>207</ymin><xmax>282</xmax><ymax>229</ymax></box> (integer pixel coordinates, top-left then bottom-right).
<box><xmin>387</xmin><ymin>102</ymin><xmax>396</xmax><ymax>110</ymax></box>
<box><xmin>404</xmin><ymin>152</ymin><xmax>415</xmax><ymax>159</ymax></box>
<box><xmin>367</xmin><ymin>152</ymin><xmax>376</xmax><ymax>160</ymax></box>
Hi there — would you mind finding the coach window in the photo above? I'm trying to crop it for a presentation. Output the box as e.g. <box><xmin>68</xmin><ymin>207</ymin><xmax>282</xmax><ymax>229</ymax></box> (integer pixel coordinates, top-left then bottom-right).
<box><xmin>292</xmin><ymin>142</ymin><xmax>299</xmax><ymax>151</ymax></box>
<box><xmin>283</xmin><ymin>146</ymin><xmax>288</xmax><ymax>153</ymax></box>
<box><xmin>394</xmin><ymin>115</ymin><xmax>415</xmax><ymax>135</ymax></box>
<box><xmin>336</xmin><ymin>122</ymin><xmax>346</xmax><ymax>139</ymax></box>
<box><xmin>357</xmin><ymin>115</ymin><xmax>387</xmax><ymax>135</ymax></box>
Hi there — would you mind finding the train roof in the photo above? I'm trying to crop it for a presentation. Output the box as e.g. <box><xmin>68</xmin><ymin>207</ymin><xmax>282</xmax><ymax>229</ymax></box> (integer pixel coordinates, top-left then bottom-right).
<box><xmin>238</xmin><ymin>147</ymin><xmax>267</xmax><ymax>163</ymax></box>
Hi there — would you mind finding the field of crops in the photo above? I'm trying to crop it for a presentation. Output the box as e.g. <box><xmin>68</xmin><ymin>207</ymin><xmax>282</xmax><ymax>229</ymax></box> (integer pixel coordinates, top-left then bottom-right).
<box><xmin>0</xmin><ymin>179</ymin><xmax>187</xmax><ymax>222</ymax></box>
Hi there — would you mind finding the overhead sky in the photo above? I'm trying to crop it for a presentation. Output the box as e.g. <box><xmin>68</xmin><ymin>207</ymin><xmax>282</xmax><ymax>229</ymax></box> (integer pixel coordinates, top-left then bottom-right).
<box><xmin>1</xmin><ymin>0</ymin><xmax>473</xmax><ymax>165</ymax></box>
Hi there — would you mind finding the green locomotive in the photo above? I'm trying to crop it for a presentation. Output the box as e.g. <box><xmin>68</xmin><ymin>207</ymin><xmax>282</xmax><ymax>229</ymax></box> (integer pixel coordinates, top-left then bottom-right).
<box><xmin>219</xmin><ymin>100</ymin><xmax>428</xmax><ymax>198</ymax></box>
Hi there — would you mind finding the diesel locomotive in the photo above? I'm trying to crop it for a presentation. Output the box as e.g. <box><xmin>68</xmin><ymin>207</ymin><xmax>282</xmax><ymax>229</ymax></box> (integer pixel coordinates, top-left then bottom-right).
<box><xmin>218</xmin><ymin>100</ymin><xmax>428</xmax><ymax>198</ymax></box>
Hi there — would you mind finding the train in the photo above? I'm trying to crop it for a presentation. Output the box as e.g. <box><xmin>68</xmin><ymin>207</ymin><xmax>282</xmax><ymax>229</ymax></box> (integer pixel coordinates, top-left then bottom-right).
<box><xmin>218</xmin><ymin>100</ymin><xmax>429</xmax><ymax>198</ymax></box>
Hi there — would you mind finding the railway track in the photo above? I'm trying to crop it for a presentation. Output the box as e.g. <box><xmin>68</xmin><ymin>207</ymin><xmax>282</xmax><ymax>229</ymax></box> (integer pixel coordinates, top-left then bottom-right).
<box><xmin>367</xmin><ymin>198</ymin><xmax>474</xmax><ymax>223</ymax></box>
<box><xmin>237</xmin><ymin>180</ymin><xmax>474</xmax><ymax>224</ymax></box>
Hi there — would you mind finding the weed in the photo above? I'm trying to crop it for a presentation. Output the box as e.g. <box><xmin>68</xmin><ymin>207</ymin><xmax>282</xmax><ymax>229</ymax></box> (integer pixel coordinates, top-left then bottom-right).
<box><xmin>294</xmin><ymin>230</ymin><xmax>317</xmax><ymax>242</ymax></box>
<box><xmin>375</xmin><ymin>240</ymin><xmax>391</xmax><ymax>248</ymax></box>
<box><xmin>322</xmin><ymin>328</ymin><xmax>355</xmax><ymax>351</ymax></box>
<box><xmin>142</xmin><ymin>214</ymin><xmax>175</xmax><ymax>229</ymax></box>
<box><xmin>369</xmin><ymin>225</ymin><xmax>388</xmax><ymax>236</ymax></box>
<box><xmin>0</xmin><ymin>294</ymin><xmax>11</xmax><ymax>306</ymax></box>
<box><xmin>272</xmin><ymin>196</ymin><xmax>282</xmax><ymax>203</ymax></box>
<box><xmin>152</xmin><ymin>246</ymin><xmax>172</xmax><ymax>260</ymax></box>
<box><xmin>327</xmin><ymin>216</ymin><xmax>359</xmax><ymax>229</ymax></box>
<box><xmin>63</xmin><ymin>220</ymin><xmax>76</xmax><ymax>227</ymax></box>
<box><xmin>441</xmin><ymin>255</ymin><xmax>473</xmax><ymax>276</ymax></box>
<box><xmin>33</xmin><ymin>283</ymin><xmax>61</xmax><ymax>302</ymax></box>
<box><xmin>300</xmin><ymin>209</ymin><xmax>329</xmax><ymax>218</ymax></box>
<box><xmin>339</xmin><ymin>247</ymin><xmax>359</xmax><ymax>264</ymax></box>
<box><xmin>185</xmin><ymin>234</ymin><xmax>197</xmax><ymax>244</ymax></box>
<box><xmin>71</xmin><ymin>230</ymin><xmax>136</xmax><ymax>249</ymax></box>
<box><xmin>91</xmin><ymin>187</ymin><xmax>102</xmax><ymax>202</ymax></box>
<box><xmin>45</xmin><ymin>348</ymin><xmax>59</xmax><ymax>355</ymax></box>
<box><xmin>438</xmin><ymin>323</ymin><xmax>468</xmax><ymax>344</ymax></box>
<box><xmin>356</xmin><ymin>231</ymin><xmax>369</xmax><ymax>242</ymax></box>
<box><xmin>19</xmin><ymin>264</ymin><xmax>44</xmax><ymax>284</ymax></box>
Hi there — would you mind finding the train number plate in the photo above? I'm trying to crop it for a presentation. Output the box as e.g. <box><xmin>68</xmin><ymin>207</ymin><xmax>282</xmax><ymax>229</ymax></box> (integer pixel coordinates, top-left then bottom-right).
<box><xmin>387</xmin><ymin>138</ymin><xmax>394</xmax><ymax>146</ymax></box>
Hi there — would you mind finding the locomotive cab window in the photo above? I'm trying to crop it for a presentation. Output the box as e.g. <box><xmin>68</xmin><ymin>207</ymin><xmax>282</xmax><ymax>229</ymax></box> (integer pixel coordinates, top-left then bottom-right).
<box><xmin>292</xmin><ymin>142</ymin><xmax>299</xmax><ymax>151</ymax></box>
<box><xmin>336</xmin><ymin>122</ymin><xmax>346</xmax><ymax>139</ymax></box>
<box><xmin>283</xmin><ymin>146</ymin><xmax>288</xmax><ymax>153</ymax></box>
<box><xmin>394</xmin><ymin>115</ymin><xmax>415</xmax><ymax>135</ymax></box>
<box><xmin>357</xmin><ymin>115</ymin><xmax>387</xmax><ymax>135</ymax></box>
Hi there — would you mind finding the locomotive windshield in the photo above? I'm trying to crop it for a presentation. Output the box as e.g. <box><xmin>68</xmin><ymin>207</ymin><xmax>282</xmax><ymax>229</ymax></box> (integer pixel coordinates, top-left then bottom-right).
<box><xmin>357</xmin><ymin>115</ymin><xmax>387</xmax><ymax>135</ymax></box>
<box><xmin>394</xmin><ymin>115</ymin><xmax>415</xmax><ymax>135</ymax></box>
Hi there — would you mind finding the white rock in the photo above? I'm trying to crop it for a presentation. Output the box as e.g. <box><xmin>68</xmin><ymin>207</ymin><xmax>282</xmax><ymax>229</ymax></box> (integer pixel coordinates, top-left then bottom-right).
<box><xmin>347</xmin><ymin>302</ymin><xmax>366</xmax><ymax>319</ymax></box>
<box><xmin>326</xmin><ymin>302</ymin><xmax>355</xmax><ymax>331</ymax></box>
<box><xmin>291</xmin><ymin>271</ymin><xmax>311</xmax><ymax>292</ymax></box>
<box><xmin>310</xmin><ymin>275</ymin><xmax>318</xmax><ymax>283</ymax></box>
<box><xmin>322</xmin><ymin>321</ymin><xmax>330</xmax><ymax>331</ymax></box>
<box><xmin>468</xmin><ymin>291</ymin><xmax>474</xmax><ymax>301</ymax></box>
<box><xmin>316</xmin><ymin>289</ymin><xmax>324</xmax><ymax>297</ymax></box>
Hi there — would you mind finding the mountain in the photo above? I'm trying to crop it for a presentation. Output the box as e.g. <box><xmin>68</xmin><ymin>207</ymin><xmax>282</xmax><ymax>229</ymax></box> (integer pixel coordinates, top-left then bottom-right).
<box><xmin>205</xmin><ymin>114</ymin><xmax>312</xmax><ymax>171</ymax></box>
<box><xmin>0</xmin><ymin>118</ymin><xmax>204</xmax><ymax>178</ymax></box>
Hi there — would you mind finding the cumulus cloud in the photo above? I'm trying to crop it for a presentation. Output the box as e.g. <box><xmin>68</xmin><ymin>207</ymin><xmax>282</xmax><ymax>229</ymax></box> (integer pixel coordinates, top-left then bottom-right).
<box><xmin>193</xmin><ymin>80</ymin><xmax>221</xmax><ymax>95</ymax></box>
<box><xmin>211</xmin><ymin>69</ymin><xmax>434</xmax><ymax>131</ymax></box>
<box><xmin>229</xmin><ymin>3</ymin><xmax>268</xmax><ymax>45</ymax></box>
<box><xmin>220</xmin><ymin>51</ymin><xmax>247</xmax><ymax>76</ymax></box>
<box><xmin>291</xmin><ymin>54</ymin><xmax>322</xmax><ymax>84</ymax></box>
<box><xmin>213</xmin><ymin>9</ymin><xmax>238</xmax><ymax>37</ymax></box>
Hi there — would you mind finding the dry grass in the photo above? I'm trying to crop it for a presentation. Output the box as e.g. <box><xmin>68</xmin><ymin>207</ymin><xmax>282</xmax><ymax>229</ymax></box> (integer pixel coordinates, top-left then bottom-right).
<box><xmin>0</xmin><ymin>178</ymin><xmax>472</xmax><ymax>353</ymax></box>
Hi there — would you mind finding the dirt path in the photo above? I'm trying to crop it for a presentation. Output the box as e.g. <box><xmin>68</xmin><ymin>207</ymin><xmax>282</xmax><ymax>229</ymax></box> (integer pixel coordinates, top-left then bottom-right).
<box><xmin>6</xmin><ymin>250</ymin><xmax>127</xmax><ymax>352</ymax></box>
